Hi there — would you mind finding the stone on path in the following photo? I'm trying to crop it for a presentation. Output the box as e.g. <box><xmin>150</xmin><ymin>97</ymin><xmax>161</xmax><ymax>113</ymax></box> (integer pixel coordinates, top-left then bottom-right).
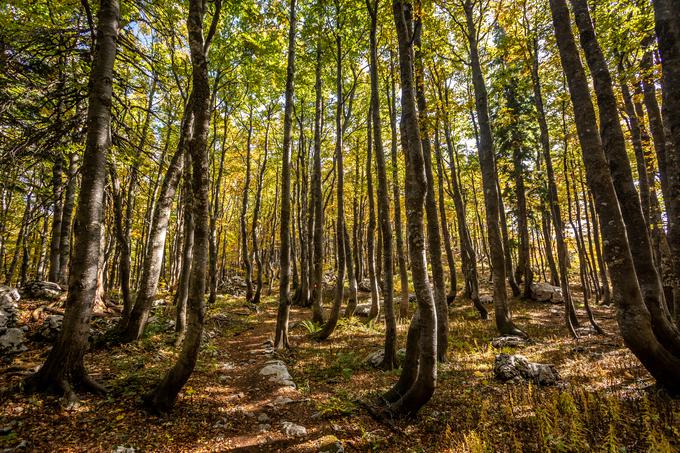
<box><xmin>259</xmin><ymin>360</ymin><xmax>295</xmax><ymax>388</ymax></box>
<box><xmin>530</xmin><ymin>282</ymin><xmax>563</xmax><ymax>304</ymax></box>
<box><xmin>280</xmin><ymin>421</ymin><xmax>307</xmax><ymax>437</ymax></box>
<box><xmin>493</xmin><ymin>353</ymin><xmax>559</xmax><ymax>386</ymax></box>
<box><xmin>491</xmin><ymin>336</ymin><xmax>528</xmax><ymax>349</ymax></box>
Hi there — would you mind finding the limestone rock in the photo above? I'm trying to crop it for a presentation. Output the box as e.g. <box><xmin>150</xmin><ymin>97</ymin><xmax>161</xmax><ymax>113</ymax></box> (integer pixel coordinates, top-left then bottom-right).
<box><xmin>37</xmin><ymin>314</ymin><xmax>63</xmax><ymax>342</ymax></box>
<box><xmin>491</xmin><ymin>336</ymin><xmax>528</xmax><ymax>349</ymax></box>
<box><xmin>259</xmin><ymin>360</ymin><xmax>295</xmax><ymax>388</ymax></box>
<box><xmin>0</xmin><ymin>328</ymin><xmax>27</xmax><ymax>355</ymax></box>
<box><xmin>530</xmin><ymin>282</ymin><xmax>563</xmax><ymax>304</ymax></box>
<box><xmin>493</xmin><ymin>353</ymin><xmax>559</xmax><ymax>385</ymax></box>
<box><xmin>20</xmin><ymin>281</ymin><xmax>64</xmax><ymax>300</ymax></box>
<box><xmin>281</xmin><ymin>421</ymin><xmax>307</xmax><ymax>437</ymax></box>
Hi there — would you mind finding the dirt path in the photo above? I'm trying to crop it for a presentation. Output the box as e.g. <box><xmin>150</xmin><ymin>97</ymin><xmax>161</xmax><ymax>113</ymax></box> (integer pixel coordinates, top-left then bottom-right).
<box><xmin>0</xmin><ymin>297</ymin><xmax>351</xmax><ymax>452</ymax></box>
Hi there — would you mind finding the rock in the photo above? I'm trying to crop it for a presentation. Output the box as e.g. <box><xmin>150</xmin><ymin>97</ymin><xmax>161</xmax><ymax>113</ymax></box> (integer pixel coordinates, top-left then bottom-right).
<box><xmin>491</xmin><ymin>336</ymin><xmax>527</xmax><ymax>349</ymax></box>
<box><xmin>357</xmin><ymin>279</ymin><xmax>371</xmax><ymax>293</ymax></box>
<box><xmin>258</xmin><ymin>423</ymin><xmax>271</xmax><ymax>433</ymax></box>
<box><xmin>319</xmin><ymin>438</ymin><xmax>344</xmax><ymax>453</ymax></box>
<box><xmin>530</xmin><ymin>282</ymin><xmax>563</xmax><ymax>304</ymax></box>
<box><xmin>259</xmin><ymin>360</ymin><xmax>295</xmax><ymax>388</ymax></box>
<box><xmin>0</xmin><ymin>328</ymin><xmax>26</xmax><ymax>355</ymax></box>
<box><xmin>271</xmin><ymin>396</ymin><xmax>295</xmax><ymax>406</ymax></box>
<box><xmin>479</xmin><ymin>295</ymin><xmax>493</xmax><ymax>305</ymax></box>
<box><xmin>493</xmin><ymin>353</ymin><xmax>559</xmax><ymax>386</ymax></box>
<box><xmin>257</xmin><ymin>413</ymin><xmax>270</xmax><ymax>422</ymax></box>
<box><xmin>151</xmin><ymin>299</ymin><xmax>167</xmax><ymax>308</ymax></box>
<box><xmin>281</xmin><ymin>421</ymin><xmax>307</xmax><ymax>437</ymax></box>
<box><xmin>20</xmin><ymin>281</ymin><xmax>64</xmax><ymax>300</ymax></box>
<box><xmin>353</xmin><ymin>303</ymin><xmax>372</xmax><ymax>317</ymax></box>
<box><xmin>113</xmin><ymin>447</ymin><xmax>135</xmax><ymax>453</ymax></box>
<box><xmin>0</xmin><ymin>286</ymin><xmax>20</xmax><ymax>332</ymax></box>
<box><xmin>37</xmin><ymin>314</ymin><xmax>63</xmax><ymax>341</ymax></box>
<box><xmin>365</xmin><ymin>349</ymin><xmax>384</xmax><ymax>368</ymax></box>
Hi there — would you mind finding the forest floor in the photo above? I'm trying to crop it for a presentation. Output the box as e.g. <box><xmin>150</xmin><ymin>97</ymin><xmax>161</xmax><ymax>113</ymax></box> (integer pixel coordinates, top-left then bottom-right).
<box><xmin>1</xmin><ymin>287</ymin><xmax>680</xmax><ymax>452</ymax></box>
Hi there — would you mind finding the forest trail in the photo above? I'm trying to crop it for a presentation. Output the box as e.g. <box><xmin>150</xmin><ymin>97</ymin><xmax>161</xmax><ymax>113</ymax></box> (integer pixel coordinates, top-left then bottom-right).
<box><xmin>2</xmin><ymin>291</ymin><xmax>680</xmax><ymax>452</ymax></box>
<box><xmin>0</xmin><ymin>294</ymin><xmax>367</xmax><ymax>452</ymax></box>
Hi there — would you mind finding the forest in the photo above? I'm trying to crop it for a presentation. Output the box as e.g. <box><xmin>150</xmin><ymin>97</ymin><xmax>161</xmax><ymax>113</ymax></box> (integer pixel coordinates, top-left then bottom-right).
<box><xmin>1</xmin><ymin>0</ymin><xmax>680</xmax><ymax>451</ymax></box>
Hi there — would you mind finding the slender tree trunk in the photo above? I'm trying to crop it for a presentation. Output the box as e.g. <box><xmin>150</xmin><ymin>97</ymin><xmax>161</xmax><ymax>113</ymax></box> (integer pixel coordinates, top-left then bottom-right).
<box><xmin>367</xmin><ymin>0</ymin><xmax>397</xmax><ymax>369</ymax></box>
<box><xmin>311</xmin><ymin>37</ymin><xmax>325</xmax><ymax>324</ymax></box>
<box><xmin>120</xmin><ymin>96</ymin><xmax>191</xmax><ymax>341</ymax></box>
<box><xmin>414</xmin><ymin>11</ymin><xmax>448</xmax><ymax>361</ymax></box>
<box><xmin>366</xmin><ymin>110</ymin><xmax>380</xmax><ymax>321</ymax></box>
<box><xmin>48</xmin><ymin>156</ymin><xmax>63</xmax><ymax>283</ymax></box>
<box><xmin>24</xmin><ymin>0</ymin><xmax>119</xmax><ymax>399</ymax></box>
<box><xmin>174</xmin><ymin>152</ymin><xmax>194</xmax><ymax>344</ymax></box>
<box><xmin>143</xmin><ymin>0</ymin><xmax>217</xmax><ymax>412</ymax></box>
<box><xmin>434</xmin><ymin>126</ymin><xmax>456</xmax><ymax>300</ymax></box>
<box><xmin>274</xmin><ymin>0</ymin><xmax>297</xmax><ymax>349</ymax></box>
<box><xmin>57</xmin><ymin>153</ymin><xmax>78</xmax><ymax>286</ymax></box>
<box><xmin>382</xmin><ymin>0</ymin><xmax>437</xmax><ymax>416</ymax></box>
<box><xmin>240</xmin><ymin>109</ymin><xmax>253</xmax><ymax>302</ymax></box>
<box><xmin>252</xmin><ymin>112</ymin><xmax>270</xmax><ymax>305</ymax></box>
<box><xmin>464</xmin><ymin>0</ymin><xmax>524</xmax><ymax>337</ymax></box>
<box><xmin>387</xmin><ymin>51</ymin><xmax>410</xmax><ymax>319</ymax></box>
<box><xmin>316</xmin><ymin>1</ymin><xmax>347</xmax><ymax>340</ymax></box>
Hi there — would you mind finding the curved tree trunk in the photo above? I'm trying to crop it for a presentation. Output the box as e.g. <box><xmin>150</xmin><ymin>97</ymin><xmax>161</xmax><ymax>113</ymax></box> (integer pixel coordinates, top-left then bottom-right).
<box><xmin>387</xmin><ymin>52</ymin><xmax>410</xmax><ymax>319</ymax></box>
<box><xmin>549</xmin><ymin>0</ymin><xmax>680</xmax><ymax>393</ymax></box>
<box><xmin>571</xmin><ymin>0</ymin><xmax>680</xmax><ymax>353</ymax></box>
<box><xmin>143</xmin><ymin>0</ymin><xmax>217</xmax><ymax>413</ymax></box>
<box><xmin>382</xmin><ymin>0</ymin><xmax>437</xmax><ymax>417</ymax></box>
<box><xmin>24</xmin><ymin>0</ymin><xmax>119</xmax><ymax>399</ymax></box>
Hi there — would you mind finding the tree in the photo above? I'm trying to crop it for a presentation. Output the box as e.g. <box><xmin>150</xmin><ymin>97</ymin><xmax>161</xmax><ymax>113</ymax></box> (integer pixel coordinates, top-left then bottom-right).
<box><xmin>24</xmin><ymin>0</ymin><xmax>120</xmax><ymax>400</ymax></box>
<box><xmin>273</xmin><ymin>0</ymin><xmax>297</xmax><ymax>350</ymax></box>
<box><xmin>143</xmin><ymin>0</ymin><xmax>219</xmax><ymax>412</ymax></box>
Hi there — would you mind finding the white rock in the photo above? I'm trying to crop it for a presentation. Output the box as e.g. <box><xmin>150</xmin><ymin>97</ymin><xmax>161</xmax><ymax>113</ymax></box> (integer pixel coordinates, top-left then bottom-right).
<box><xmin>530</xmin><ymin>282</ymin><xmax>563</xmax><ymax>304</ymax></box>
<box><xmin>281</xmin><ymin>421</ymin><xmax>307</xmax><ymax>437</ymax></box>
<box><xmin>259</xmin><ymin>360</ymin><xmax>296</xmax><ymax>388</ymax></box>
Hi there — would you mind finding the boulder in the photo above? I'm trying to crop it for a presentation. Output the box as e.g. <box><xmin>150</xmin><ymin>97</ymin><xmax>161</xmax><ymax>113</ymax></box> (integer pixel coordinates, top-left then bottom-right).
<box><xmin>0</xmin><ymin>286</ymin><xmax>20</xmax><ymax>332</ymax></box>
<box><xmin>0</xmin><ymin>328</ymin><xmax>27</xmax><ymax>355</ymax></box>
<box><xmin>365</xmin><ymin>350</ymin><xmax>384</xmax><ymax>367</ymax></box>
<box><xmin>479</xmin><ymin>295</ymin><xmax>493</xmax><ymax>305</ymax></box>
<box><xmin>357</xmin><ymin>279</ymin><xmax>372</xmax><ymax>293</ymax></box>
<box><xmin>259</xmin><ymin>360</ymin><xmax>295</xmax><ymax>388</ymax></box>
<box><xmin>493</xmin><ymin>353</ymin><xmax>559</xmax><ymax>386</ymax></box>
<box><xmin>353</xmin><ymin>303</ymin><xmax>372</xmax><ymax>317</ymax></box>
<box><xmin>20</xmin><ymin>281</ymin><xmax>64</xmax><ymax>300</ymax></box>
<box><xmin>491</xmin><ymin>336</ymin><xmax>528</xmax><ymax>349</ymax></box>
<box><xmin>37</xmin><ymin>314</ymin><xmax>63</xmax><ymax>342</ymax></box>
<box><xmin>530</xmin><ymin>282</ymin><xmax>563</xmax><ymax>304</ymax></box>
<box><xmin>280</xmin><ymin>421</ymin><xmax>307</xmax><ymax>437</ymax></box>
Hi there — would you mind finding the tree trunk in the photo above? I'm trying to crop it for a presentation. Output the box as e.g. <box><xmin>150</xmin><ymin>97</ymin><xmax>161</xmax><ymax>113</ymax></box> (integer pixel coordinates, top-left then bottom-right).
<box><xmin>24</xmin><ymin>0</ymin><xmax>119</xmax><ymax>399</ymax></box>
<box><xmin>143</xmin><ymin>0</ymin><xmax>217</xmax><ymax>413</ymax></box>
<box><xmin>464</xmin><ymin>0</ymin><xmax>524</xmax><ymax>337</ymax></box>
<box><xmin>174</xmin><ymin>152</ymin><xmax>194</xmax><ymax>345</ymax></box>
<box><xmin>274</xmin><ymin>0</ymin><xmax>297</xmax><ymax>349</ymax></box>
<box><xmin>549</xmin><ymin>0</ymin><xmax>680</xmax><ymax>393</ymax></box>
<box><xmin>365</xmin><ymin>110</ymin><xmax>380</xmax><ymax>321</ymax></box>
<box><xmin>311</xmin><ymin>37</ymin><xmax>325</xmax><ymax>324</ymax></box>
<box><xmin>387</xmin><ymin>51</ymin><xmax>410</xmax><ymax>319</ymax></box>
<box><xmin>57</xmin><ymin>153</ymin><xmax>78</xmax><ymax>285</ymax></box>
<box><xmin>382</xmin><ymin>0</ymin><xmax>437</xmax><ymax>417</ymax></box>
<box><xmin>48</xmin><ymin>156</ymin><xmax>63</xmax><ymax>283</ymax></box>
<box><xmin>571</xmin><ymin>0</ymin><xmax>680</xmax><ymax>352</ymax></box>
<box><xmin>240</xmin><ymin>109</ymin><xmax>253</xmax><ymax>302</ymax></box>
<box><xmin>316</xmin><ymin>0</ymin><xmax>346</xmax><ymax>341</ymax></box>
<box><xmin>120</xmin><ymin>95</ymin><xmax>191</xmax><ymax>341</ymax></box>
